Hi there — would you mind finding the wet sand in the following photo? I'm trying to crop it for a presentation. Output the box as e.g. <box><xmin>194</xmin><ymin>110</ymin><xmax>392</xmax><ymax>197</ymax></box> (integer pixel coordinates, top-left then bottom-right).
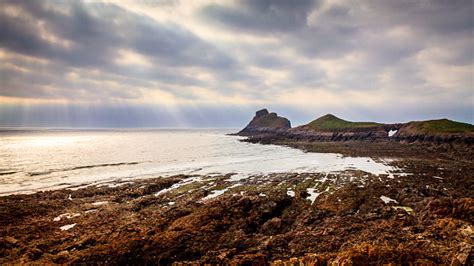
<box><xmin>0</xmin><ymin>141</ymin><xmax>472</xmax><ymax>264</ymax></box>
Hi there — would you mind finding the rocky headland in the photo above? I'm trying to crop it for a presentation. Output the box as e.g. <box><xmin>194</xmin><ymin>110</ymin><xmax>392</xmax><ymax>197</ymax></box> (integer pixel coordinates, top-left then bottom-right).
<box><xmin>238</xmin><ymin>110</ymin><xmax>474</xmax><ymax>145</ymax></box>
<box><xmin>237</xmin><ymin>108</ymin><xmax>291</xmax><ymax>136</ymax></box>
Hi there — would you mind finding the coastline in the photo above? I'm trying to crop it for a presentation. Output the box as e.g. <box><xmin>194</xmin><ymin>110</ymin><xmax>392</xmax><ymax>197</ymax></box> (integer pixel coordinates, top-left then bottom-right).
<box><xmin>1</xmin><ymin>141</ymin><xmax>472</xmax><ymax>264</ymax></box>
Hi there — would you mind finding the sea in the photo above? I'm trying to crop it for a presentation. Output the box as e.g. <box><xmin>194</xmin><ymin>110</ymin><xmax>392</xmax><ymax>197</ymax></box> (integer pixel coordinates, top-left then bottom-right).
<box><xmin>0</xmin><ymin>128</ymin><xmax>396</xmax><ymax>195</ymax></box>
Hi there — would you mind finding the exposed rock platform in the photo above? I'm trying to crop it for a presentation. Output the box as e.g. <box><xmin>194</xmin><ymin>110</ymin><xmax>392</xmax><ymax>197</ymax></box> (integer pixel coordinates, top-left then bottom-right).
<box><xmin>1</xmin><ymin>142</ymin><xmax>472</xmax><ymax>265</ymax></box>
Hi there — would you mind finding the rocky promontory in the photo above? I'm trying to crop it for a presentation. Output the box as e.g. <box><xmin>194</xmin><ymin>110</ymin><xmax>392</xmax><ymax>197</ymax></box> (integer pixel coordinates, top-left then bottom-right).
<box><xmin>237</xmin><ymin>109</ymin><xmax>474</xmax><ymax>144</ymax></box>
<box><xmin>237</xmin><ymin>109</ymin><xmax>291</xmax><ymax>136</ymax></box>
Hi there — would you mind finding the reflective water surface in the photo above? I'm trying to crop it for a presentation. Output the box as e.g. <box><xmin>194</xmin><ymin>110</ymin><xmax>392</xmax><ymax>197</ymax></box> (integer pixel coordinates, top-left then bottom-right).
<box><xmin>0</xmin><ymin>129</ymin><xmax>396</xmax><ymax>195</ymax></box>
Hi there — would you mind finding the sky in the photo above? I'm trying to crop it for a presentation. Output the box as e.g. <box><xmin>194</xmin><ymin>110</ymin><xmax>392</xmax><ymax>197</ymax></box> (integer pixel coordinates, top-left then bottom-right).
<box><xmin>0</xmin><ymin>0</ymin><xmax>472</xmax><ymax>127</ymax></box>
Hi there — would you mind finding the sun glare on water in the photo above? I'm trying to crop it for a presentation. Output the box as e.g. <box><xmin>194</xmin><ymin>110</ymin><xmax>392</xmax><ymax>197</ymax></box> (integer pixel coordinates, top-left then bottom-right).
<box><xmin>25</xmin><ymin>136</ymin><xmax>83</xmax><ymax>147</ymax></box>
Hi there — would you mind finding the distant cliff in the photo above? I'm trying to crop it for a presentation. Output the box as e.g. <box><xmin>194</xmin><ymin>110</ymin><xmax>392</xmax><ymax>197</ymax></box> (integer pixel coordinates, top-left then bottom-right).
<box><xmin>237</xmin><ymin>109</ymin><xmax>291</xmax><ymax>136</ymax></box>
<box><xmin>237</xmin><ymin>110</ymin><xmax>474</xmax><ymax>144</ymax></box>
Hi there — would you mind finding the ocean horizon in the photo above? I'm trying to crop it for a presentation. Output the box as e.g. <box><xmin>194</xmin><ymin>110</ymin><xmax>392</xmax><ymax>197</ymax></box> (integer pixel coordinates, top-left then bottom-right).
<box><xmin>0</xmin><ymin>128</ymin><xmax>396</xmax><ymax>195</ymax></box>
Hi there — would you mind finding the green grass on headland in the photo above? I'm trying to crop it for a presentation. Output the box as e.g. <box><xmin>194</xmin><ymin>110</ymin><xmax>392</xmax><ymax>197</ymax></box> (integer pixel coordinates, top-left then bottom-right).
<box><xmin>305</xmin><ymin>114</ymin><xmax>473</xmax><ymax>134</ymax></box>
<box><xmin>404</xmin><ymin>119</ymin><xmax>474</xmax><ymax>134</ymax></box>
<box><xmin>306</xmin><ymin>114</ymin><xmax>382</xmax><ymax>131</ymax></box>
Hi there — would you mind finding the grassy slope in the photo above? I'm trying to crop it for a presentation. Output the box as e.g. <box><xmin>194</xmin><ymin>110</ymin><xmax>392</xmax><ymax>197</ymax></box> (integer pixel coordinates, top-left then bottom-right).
<box><xmin>306</xmin><ymin>114</ymin><xmax>382</xmax><ymax>131</ymax></box>
<box><xmin>305</xmin><ymin>114</ymin><xmax>473</xmax><ymax>135</ymax></box>
<box><xmin>403</xmin><ymin>119</ymin><xmax>474</xmax><ymax>134</ymax></box>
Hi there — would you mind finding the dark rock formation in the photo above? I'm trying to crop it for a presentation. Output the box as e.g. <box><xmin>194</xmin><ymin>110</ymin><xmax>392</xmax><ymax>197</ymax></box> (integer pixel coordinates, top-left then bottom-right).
<box><xmin>237</xmin><ymin>109</ymin><xmax>291</xmax><ymax>136</ymax></box>
<box><xmin>237</xmin><ymin>110</ymin><xmax>474</xmax><ymax>144</ymax></box>
<box><xmin>392</xmin><ymin>120</ymin><xmax>474</xmax><ymax>144</ymax></box>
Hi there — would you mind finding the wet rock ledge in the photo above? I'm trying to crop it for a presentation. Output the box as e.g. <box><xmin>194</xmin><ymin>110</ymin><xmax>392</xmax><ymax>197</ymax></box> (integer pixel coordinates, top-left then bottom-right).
<box><xmin>0</xmin><ymin>144</ymin><xmax>473</xmax><ymax>264</ymax></box>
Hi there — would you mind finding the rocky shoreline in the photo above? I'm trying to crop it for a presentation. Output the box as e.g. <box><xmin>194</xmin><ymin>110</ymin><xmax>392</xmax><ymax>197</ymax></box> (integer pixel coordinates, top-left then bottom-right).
<box><xmin>1</xmin><ymin>141</ymin><xmax>472</xmax><ymax>264</ymax></box>
<box><xmin>242</xmin><ymin>129</ymin><xmax>474</xmax><ymax>146</ymax></box>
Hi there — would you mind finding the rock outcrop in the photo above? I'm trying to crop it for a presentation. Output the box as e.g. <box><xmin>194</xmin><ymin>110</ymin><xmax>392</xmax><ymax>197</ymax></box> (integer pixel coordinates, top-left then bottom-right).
<box><xmin>238</xmin><ymin>110</ymin><xmax>474</xmax><ymax>144</ymax></box>
<box><xmin>288</xmin><ymin>114</ymin><xmax>394</xmax><ymax>141</ymax></box>
<box><xmin>237</xmin><ymin>109</ymin><xmax>291</xmax><ymax>136</ymax></box>
<box><xmin>393</xmin><ymin>119</ymin><xmax>474</xmax><ymax>144</ymax></box>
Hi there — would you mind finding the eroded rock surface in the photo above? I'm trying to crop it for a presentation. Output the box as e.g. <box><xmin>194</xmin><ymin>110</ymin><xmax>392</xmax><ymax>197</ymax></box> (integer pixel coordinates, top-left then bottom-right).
<box><xmin>0</xmin><ymin>143</ymin><xmax>472</xmax><ymax>265</ymax></box>
<box><xmin>237</xmin><ymin>109</ymin><xmax>291</xmax><ymax>136</ymax></box>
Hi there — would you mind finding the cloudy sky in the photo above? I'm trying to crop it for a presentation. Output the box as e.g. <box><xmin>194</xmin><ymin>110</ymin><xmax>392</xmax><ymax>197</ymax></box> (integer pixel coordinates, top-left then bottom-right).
<box><xmin>0</xmin><ymin>0</ymin><xmax>472</xmax><ymax>127</ymax></box>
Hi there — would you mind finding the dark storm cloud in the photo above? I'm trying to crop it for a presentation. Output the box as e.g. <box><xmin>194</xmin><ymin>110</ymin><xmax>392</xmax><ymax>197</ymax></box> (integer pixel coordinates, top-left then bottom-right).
<box><xmin>1</xmin><ymin>0</ymin><xmax>234</xmax><ymax>69</ymax></box>
<box><xmin>201</xmin><ymin>0</ymin><xmax>319</xmax><ymax>34</ymax></box>
<box><xmin>201</xmin><ymin>7</ymin><xmax>355</xmax><ymax>60</ymax></box>
<box><xmin>1</xmin><ymin>0</ymin><xmax>113</xmax><ymax>67</ymax></box>
<box><xmin>364</xmin><ymin>0</ymin><xmax>474</xmax><ymax>34</ymax></box>
<box><xmin>201</xmin><ymin>0</ymin><xmax>473</xmax><ymax>61</ymax></box>
<box><xmin>0</xmin><ymin>0</ymin><xmax>242</xmax><ymax>100</ymax></box>
<box><xmin>200</xmin><ymin>0</ymin><xmax>357</xmax><ymax>58</ymax></box>
<box><xmin>0</xmin><ymin>6</ymin><xmax>60</xmax><ymax>61</ymax></box>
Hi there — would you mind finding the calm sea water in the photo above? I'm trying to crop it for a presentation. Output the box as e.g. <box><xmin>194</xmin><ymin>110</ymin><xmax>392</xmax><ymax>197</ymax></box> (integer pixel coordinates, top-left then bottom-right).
<box><xmin>0</xmin><ymin>129</ymin><xmax>395</xmax><ymax>195</ymax></box>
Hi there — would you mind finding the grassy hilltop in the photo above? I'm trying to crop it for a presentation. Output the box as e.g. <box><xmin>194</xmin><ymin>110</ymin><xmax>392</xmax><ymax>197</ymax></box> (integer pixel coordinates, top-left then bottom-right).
<box><xmin>304</xmin><ymin>114</ymin><xmax>473</xmax><ymax>135</ymax></box>
<box><xmin>305</xmin><ymin>114</ymin><xmax>382</xmax><ymax>131</ymax></box>
<box><xmin>400</xmin><ymin>119</ymin><xmax>474</xmax><ymax>134</ymax></box>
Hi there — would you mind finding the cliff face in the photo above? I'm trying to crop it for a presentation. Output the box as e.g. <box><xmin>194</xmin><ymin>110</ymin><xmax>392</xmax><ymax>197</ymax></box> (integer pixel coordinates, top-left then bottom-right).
<box><xmin>237</xmin><ymin>109</ymin><xmax>291</xmax><ymax>136</ymax></box>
